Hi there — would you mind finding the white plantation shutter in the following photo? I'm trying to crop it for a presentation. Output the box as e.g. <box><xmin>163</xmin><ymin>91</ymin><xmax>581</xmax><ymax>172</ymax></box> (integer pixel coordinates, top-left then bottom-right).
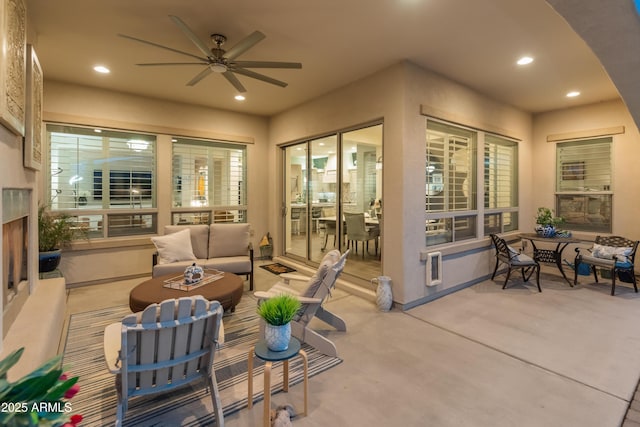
<box><xmin>556</xmin><ymin>137</ymin><xmax>612</xmax><ymax>233</ymax></box>
<box><xmin>47</xmin><ymin>124</ymin><xmax>157</xmax><ymax>238</ymax></box>
<box><xmin>172</xmin><ymin>138</ymin><xmax>247</xmax><ymax>215</ymax></box>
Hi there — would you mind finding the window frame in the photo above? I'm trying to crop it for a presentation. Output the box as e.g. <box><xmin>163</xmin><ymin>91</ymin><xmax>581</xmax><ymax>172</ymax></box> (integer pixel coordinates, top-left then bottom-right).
<box><xmin>425</xmin><ymin>118</ymin><xmax>520</xmax><ymax>246</ymax></box>
<box><xmin>171</xmin><ymin>137</ymin><xmax>248</xmax><ymax>224</ymax></box>
<box><xmin>555</xmin><ymin>137</ymin><xmax>613</xmax><ymax>233</ymax></box>
<box><xmin>46</xmin><ymin>123</ymin><xmax>158</xmax><ymax>239</ymax></box>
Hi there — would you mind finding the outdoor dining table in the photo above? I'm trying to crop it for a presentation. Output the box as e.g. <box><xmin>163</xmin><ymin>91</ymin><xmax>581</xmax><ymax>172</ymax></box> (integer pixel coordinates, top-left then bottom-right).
<box><xmin>519</xmin><ymin>233</ymin><xmax>590</xmax><ymax>286</ymax></box>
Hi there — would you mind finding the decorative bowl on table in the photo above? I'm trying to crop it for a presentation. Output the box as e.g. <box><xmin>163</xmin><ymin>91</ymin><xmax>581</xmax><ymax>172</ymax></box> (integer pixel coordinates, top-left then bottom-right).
<box><xmin>184</xmin><ymin>263</ymin><xmax>204</xmax><ymax>284</ymax></box>
<box><xmin>555</xmin><ymin>230</ymin><xmax>572</xmax><ymax>238</ymax></box>
<box><xmin>535</xmin><ymin>225</ymin><xmax>556</xmax><ymax>238</ymax></box>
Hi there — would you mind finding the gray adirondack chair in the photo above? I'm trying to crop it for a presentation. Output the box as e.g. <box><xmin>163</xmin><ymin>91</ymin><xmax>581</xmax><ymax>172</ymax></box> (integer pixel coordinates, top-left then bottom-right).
<box><xmin>254</xmin><ymin>249</ymin><xmax>349</xmax><ymax>357</ymax></box>
<box><xmin>103</xmin><ymin>296</ymin><xmax>224</xmax><ymax>426</ymax></box>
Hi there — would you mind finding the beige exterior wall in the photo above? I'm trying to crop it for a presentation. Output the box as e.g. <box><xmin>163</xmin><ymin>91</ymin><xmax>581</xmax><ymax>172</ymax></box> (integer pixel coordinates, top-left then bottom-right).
<box><xmin>15</xmin><ymin>68</ymin><xmax>637</xmax><ymax>305</ymax></box>
<box><xmin>42</xmin><ymin>81</ymin><xmax>269</xmax><ymax>285</ymax></box>
<box><xmin>532</xmin><ymin>99</ymin><xmax>640</xmax><ymax>239</ymax></box>
<box><xmin>0</xmin><ymin>123</ymin><xmax>39</xmax><ymax>349</ymax></box>
<box><xmin>270</xmin><ymin>61</ymin><xmax>534</xmax><ymax>307</ymax></box>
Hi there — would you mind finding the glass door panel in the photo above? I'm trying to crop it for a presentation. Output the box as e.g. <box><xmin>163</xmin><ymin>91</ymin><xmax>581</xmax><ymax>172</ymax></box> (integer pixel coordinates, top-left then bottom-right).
<box><xmin>284</xmin><ymin>143</ymin><xmax>307</xmax><ymax>258</ymax></box>
<box><xmin>341</xmin><ymin>125</ymin><xmax>382</xmax><ymax>278</ymax></box>
<box><xmin>282</xmin><ymin>123</ymin><xmax>383</xmax><ymax>282</ymax></box>
<box><xmin>309</xmin><ymin>136</ymin><xmax>338</xmax><ymax>262</ymax></box>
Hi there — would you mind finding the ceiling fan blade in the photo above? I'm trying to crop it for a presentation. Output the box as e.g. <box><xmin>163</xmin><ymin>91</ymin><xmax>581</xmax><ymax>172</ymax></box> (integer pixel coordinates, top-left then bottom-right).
<box><xmin>223</xmin><ymin>71</ymin><xmax>247</xmax><ymax>93</ymax></box>
<box><xmin>224</xmin><ymin>31</ymin><xmax>266</xmax><ymax>60</ymax></box>
<box><xmin>231</xmin><ymin>61</ymin><xmax>302</xmax><ymax>69</ymax></box>
<box><xmin>186</xmin><ymin>67</ymin><xmax>214</xmax><ymax>86</ymax></box>
<box><xmin>136</xmin><ymin>62</ymin><xmax>207</xmax><ymax>66</ymax></box>
<box><xmin>169</xmin><ymin>15</ymin><xmax>213</xmax><ymax>59</ymax></box>
<box><xmin>232</xmin><ymin>68</ymin><xmax>288</xmax><ymax>88</ymax></box>
<box><xmin>118</xmin><ymin>33</ymin><xmax>207</xmax><ymax>62</ymax></box>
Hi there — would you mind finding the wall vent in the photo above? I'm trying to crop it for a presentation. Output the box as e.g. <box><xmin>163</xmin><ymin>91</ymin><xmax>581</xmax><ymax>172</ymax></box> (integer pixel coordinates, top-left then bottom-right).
<box><xmin>426</xmin><ymin>251</ymin><xmax>442</xmax><ymax>287</ymax></box>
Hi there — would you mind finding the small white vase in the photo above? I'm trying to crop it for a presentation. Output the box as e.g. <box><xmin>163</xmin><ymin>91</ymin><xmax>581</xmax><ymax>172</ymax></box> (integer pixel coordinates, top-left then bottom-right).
<box><xmin>371</xmin><ymin>276</ymin><xmax>393</xmax><ymax>312</ymax></box>
<box><xmin>264</xmin><ymin>323</ymin><xmax>291</xmax><ymax>351</ymax></box>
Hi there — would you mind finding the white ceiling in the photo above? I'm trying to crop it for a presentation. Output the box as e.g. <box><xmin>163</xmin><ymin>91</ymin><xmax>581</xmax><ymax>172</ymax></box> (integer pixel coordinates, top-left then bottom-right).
<box><xmin>26</xmin><ymin>0</ymin><xmax>621</xmax><ymax>117</ymax></box>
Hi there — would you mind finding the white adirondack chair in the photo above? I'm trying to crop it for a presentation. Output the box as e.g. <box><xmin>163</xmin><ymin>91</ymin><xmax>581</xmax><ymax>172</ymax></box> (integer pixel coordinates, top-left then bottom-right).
<box><xmin>103</xmin><ymin>296</ymin><xmax>224</xmax><ymax>427</ymax></box>
<box><xmin>255</xmin><ymin>249</ymin><xmax>349</xmax><ymax>357</ymax></box>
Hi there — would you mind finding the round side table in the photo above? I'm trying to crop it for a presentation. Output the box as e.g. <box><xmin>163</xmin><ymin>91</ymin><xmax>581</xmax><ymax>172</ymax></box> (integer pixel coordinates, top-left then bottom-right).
<box><xmin>247</xmin><ymin>337</ymin><xmax>308</xmax><ymax>427</ymax></box>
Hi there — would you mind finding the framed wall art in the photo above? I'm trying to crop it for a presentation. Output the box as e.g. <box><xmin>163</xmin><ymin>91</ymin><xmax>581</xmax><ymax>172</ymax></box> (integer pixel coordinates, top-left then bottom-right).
<box><xmin>0</xmin><ymin>0</ymin><xmax>27</xmax><ymax>136</ymax></box>
<box><xmin>24</xmin><ymin>45</ymin><xmax>43</xmax><ymax>170</ymax></box>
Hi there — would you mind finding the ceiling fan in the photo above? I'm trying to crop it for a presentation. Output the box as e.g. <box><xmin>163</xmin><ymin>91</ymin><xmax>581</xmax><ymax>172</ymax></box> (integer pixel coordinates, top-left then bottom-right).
<box><xmin>118</xmin><ymin>15</ymin><xmax>302</xmax><ymax>93</ymax></box>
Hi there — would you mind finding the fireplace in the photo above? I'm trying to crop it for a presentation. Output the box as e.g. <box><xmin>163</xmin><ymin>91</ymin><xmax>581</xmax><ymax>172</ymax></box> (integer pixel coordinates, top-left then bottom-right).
<box><xmin>2</xmin><ymin>189</ymin><xmax>31</xmax><ymax>337</ymax></box>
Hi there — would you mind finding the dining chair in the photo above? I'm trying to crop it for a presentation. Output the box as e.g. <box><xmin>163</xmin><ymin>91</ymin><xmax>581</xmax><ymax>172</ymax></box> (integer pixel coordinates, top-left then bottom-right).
<box><xmin>344</xmin><ymin>212</ymin><xmax>379</xmax><ymax>258</ymax></box>
<box><xmin>490</xmin><ymin>234</ymin><xmax>541</xmax><ymax>292</ymax></box>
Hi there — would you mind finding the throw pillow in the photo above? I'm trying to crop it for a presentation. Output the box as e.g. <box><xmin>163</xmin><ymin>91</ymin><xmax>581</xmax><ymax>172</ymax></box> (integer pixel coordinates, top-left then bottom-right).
<box><xmin>592</xmin><ymin>243</ymin><xmax>633</xmax><ymax>264</ymax></box>
<box><xmin>301</xmin><ymin>249</ymin><xmax>341</xmax><ymax>298</ymax></box>
<box><xmin>507</xmin><ymin>245</ymin><xmax>520</xmax><ymax>259</ymax></box>
<box><xmin>151</xmin><ymin>228</ymin><xmax>197</xmax><ymax>264</ymax></box>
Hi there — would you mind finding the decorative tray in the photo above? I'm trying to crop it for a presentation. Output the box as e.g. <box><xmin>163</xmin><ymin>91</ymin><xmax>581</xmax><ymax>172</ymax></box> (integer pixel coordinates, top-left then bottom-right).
<box><xmin>163</xmin><ymin>269</ymin><xmax>225</xmax><ymax>291</ymax></box>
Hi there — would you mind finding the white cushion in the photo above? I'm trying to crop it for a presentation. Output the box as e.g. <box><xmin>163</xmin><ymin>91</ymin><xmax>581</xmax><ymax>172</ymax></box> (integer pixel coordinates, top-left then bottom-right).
<box><xmin>164</xmin><ymin>225</ymin><xmax>209</xmax><ymax>259</ymax></box>
<box><xmin>301</xmin><ymin>250</ymin><xmax>341</xmax><ymax>298</ymax></box>
<box><xmin>151</xmin><ymin>228</ymin><xmax>197</xmax><ymax>264</ymax></box>
<box><xmin>592</xmin><ymin>243</ymin><xmax>632</xmax><ymax>264</ymax></box>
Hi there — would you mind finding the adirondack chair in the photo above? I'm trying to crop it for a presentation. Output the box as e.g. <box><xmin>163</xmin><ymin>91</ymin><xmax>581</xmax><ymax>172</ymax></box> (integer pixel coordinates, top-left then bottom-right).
<box><xmin>103</xmin><ymin>296</ymin><xmax>224</xmax><ymax>427</ymax></box>
<box><xmin>254</xmin><ymin>249</ymin><xmax>349</xmax><ymax>357</ymax></box>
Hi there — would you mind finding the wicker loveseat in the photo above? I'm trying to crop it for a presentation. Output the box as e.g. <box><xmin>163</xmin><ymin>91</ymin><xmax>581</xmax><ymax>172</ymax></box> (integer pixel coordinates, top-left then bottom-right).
<box><xmin>151</xmin><ymin>223</ymin><xmax>254</xmax><ymax>290</ymax></box>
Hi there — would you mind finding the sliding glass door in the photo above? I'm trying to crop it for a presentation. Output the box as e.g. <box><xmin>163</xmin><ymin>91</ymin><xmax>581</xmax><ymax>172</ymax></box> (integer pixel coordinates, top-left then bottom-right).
<box><xmin>282</xmin><ymin>123</ymin><xmax>383</xmax><ymax>281</ymax></box>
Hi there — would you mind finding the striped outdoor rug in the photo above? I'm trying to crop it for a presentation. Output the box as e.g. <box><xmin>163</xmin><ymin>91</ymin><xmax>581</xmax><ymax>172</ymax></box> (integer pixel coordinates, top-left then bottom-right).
<box><xmin>62</xmin><ymin>296</ymin><xmax>342</xmax><ymax>426</ymax></box>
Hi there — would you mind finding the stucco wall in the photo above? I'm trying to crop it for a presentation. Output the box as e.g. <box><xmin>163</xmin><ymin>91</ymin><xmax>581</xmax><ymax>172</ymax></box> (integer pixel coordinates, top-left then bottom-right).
<box><xmin>0</xmin><ymin>124</ymin><xmax>38</xmax><ymax>351</ymax></box>
<box><xmin>532</xmin><ymin>99</ymin><xmax>640</xmax><ymax>240</ymax></box>
<box><xmin>42</xmin><ymin>81</ymin><xmax>270</xmax><ymax>285</ymax></box>
<box><xmin>270</xmin><ymin>61</ymin><xmax>534</xmax><ymax>307</ymax></box>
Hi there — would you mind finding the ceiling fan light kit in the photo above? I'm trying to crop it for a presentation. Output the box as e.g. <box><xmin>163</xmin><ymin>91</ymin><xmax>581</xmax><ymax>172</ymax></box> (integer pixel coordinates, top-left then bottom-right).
<box><xmin>119</xmin><ymin>15</ymin><xmax>302</xmax><ymax>93</ymax></box>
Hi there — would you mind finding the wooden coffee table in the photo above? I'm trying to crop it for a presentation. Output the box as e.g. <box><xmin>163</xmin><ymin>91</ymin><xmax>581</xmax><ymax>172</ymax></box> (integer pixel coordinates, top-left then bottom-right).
<box><xmin>129</xmin><ymin>272</ymin><xmax>244</xmax><ymax>313</ymax></box>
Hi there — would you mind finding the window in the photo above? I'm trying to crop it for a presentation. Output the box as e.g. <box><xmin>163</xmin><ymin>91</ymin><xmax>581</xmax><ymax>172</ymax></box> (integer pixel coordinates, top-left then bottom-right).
<box><xmin>484</xmin><ymin>134</ymin><xmax>518</xmax><ymax>235</ymax></box>
<box><xmin>556</xmin><ymin>137</ymin><xmax>612</xmax><ymax>233</ymax></box>
<box><xmin>47</xmin><ymin>124</ymin><xmax>157</xmax><ymax>238</ymax></box>
<box><xmin>172</xmin><ymin>137</ymin><xmax>247</xmax><ymax>224</ymax></box>
<box><xmin>426</xmin><ymin>120</ymin><xmax>477</xmax><ymax>245</ymax></box>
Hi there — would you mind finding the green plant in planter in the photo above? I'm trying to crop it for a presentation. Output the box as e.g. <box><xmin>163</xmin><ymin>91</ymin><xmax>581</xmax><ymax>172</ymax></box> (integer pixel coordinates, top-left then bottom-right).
<box><xmin>535</xmin><ymin>207</ymin><xmax>564</xmax><ymax>228</ymax></box>
<box><xmin>38</xmin><ymin>205</ymin><xmax>86</xmax><ymax>252</ymax></box>
<box><xmin>0</xmin><ymin>347</ymin><xmax>83</xmax><ymax>426</ymax></box>
<box><xmin>257</xmin><ymin>294</ymin><xmax>301</xmax><ymax>326</ymax></box>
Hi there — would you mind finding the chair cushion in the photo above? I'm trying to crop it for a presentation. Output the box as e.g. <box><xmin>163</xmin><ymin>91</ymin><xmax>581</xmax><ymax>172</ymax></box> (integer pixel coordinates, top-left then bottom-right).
<box><xmin>209</xmin><ymin>223</ymin><xmax>250</xmax><ymax>258</ymax></box>
<box><xmin>301</xmin><ymin>250</ymin><xmax>341</xmax><ymax>298</ymax></box>
<box><xmin>151</xmin><ymin>228</ymin><xmax>197</xmax><ymax>264</ymax></box>
<box><xmin>203</xmin><ymin>256</ymin><xmax>251</xmax><ymax>273</ymax></box>
<box><xmin>510</xmin><ymin>253</ymin><xmax>536</xmax><ymax>266</ymax></box>
<box><xmin>592</xmin><ymin>243</ymin><xmax>633</xmax><ymax>264</ymax></box>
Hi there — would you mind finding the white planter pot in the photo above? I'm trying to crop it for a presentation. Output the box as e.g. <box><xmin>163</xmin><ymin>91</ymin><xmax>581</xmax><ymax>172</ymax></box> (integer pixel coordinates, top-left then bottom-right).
<box><xmin>264</xmin><ymin>322</ymin><xmax>291</xmax><ymax>351</ymax></box>
<box><xmin>371</xmin><ymin>276</ymin><xmax>393</xmax><ymax>312</ymax></box>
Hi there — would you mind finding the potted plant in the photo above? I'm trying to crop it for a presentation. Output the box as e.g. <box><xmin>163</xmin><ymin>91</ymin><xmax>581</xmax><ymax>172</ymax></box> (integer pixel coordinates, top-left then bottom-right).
<box><xmin>0</xmin><ymin>347</ymin><xmax>82</xmax><ymax>427</ymax></box>
<box><xmin>257</xmin><ymin>294</ymin><xmax>301</xmax><ymax>351</ymax></box>
<box><xmin>38</xmin><ymin>205</ymin><xmax>87</xmax><ymax>273</ymax></box>
<box><xmin>534</xmin><ymin>207</ymin><xmax>564</xmax><ymax>237</ymax></box>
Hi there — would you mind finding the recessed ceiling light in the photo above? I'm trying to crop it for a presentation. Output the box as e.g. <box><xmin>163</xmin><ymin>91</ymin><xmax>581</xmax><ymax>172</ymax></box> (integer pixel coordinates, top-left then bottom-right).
<box><xmin>517</xmin><ymin>56</ymin><xmax>534</xmax><ymax>65</ymax></box>
<box><xmin>566</xmin><ymin>91</ymin><xmax>581</xmax><ymax>98</ymax></box>
<box><xmin>94</xmin><ymin>129</ymin><xmax>102</xmax><ymax>133</ymax></box>
<box><xmin>171</xmin><ymin>138</ymin><xmax>177</xmax><ymax>142</ymax></box>
<box><xmin>93</xmin><ymin>65</ymin><xmax>110</xmax><ymax>74</ymax></box>
<box><xmin>234</xmin><ymin>94</ymin><xmax>245</xmax><ymax>101</ymax></box>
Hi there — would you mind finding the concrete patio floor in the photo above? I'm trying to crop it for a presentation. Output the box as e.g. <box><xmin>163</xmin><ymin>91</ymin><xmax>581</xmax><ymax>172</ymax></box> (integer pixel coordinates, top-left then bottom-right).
<box><xmin>66</xmin><ymin>263</ymin><xmax>640</xmax><ymax>426</ymax></box>
<box><xmin>222</xmin><ymin>268</ymin><xmax>640</xmax><ymax>427</ymax></box>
